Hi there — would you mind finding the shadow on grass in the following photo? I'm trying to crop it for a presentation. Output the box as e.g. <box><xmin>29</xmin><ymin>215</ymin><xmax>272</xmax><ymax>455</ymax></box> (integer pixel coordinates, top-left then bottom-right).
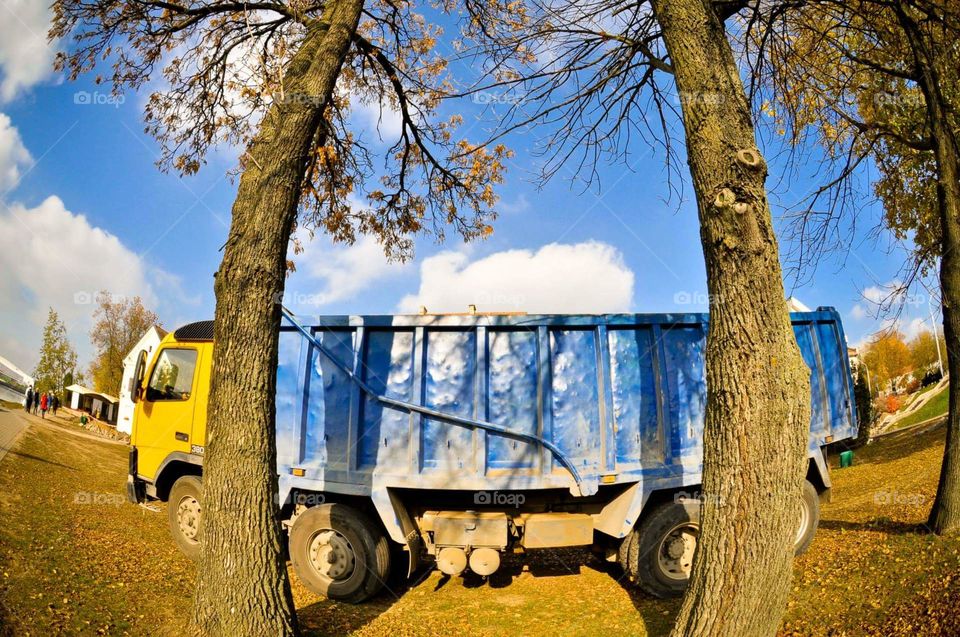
<box><xmin>818</xmin><ymin>518</ymin><xmax>931</xmax><ymax>535</ymax></box>
<box><xmin>3</xmin><ymin>448</ymin><xmax>77</xmax><ymax>471</ymax></box>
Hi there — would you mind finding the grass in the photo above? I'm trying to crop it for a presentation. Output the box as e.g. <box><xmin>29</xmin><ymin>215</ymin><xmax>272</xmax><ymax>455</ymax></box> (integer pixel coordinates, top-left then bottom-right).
<box><xmin>892</xmin><ymin>384</ymin><xmax>949</xmax><ymax>431</ymax></box>
<box><xmin>1</xmin><ymin>412</ymin><xmax>959</xmax><ymax>636</ymax></box>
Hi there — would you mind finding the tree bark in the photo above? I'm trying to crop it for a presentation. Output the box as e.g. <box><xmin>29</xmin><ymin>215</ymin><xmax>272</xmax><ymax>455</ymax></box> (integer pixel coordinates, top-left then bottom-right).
<box><xmin>900</xmin><ymin>7</ymin><xmax>960</xmax><ymax>536</ymax></box>
<box><xmin>650</xmin><ymin>0</ymin><xmax>812</xmax><ymax>635</ymax></box>
<box><xmin>192</xmin><ymin>1</ymin><xmax>364</xmax><ymax>634</ymax></box>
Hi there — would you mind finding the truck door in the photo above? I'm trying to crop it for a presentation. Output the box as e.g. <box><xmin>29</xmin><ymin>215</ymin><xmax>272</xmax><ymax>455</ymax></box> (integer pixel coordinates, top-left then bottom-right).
<box><xmin>134</xmin><ymin>346</ymin><xmax>201</xmax><ymax>480</ymax></box>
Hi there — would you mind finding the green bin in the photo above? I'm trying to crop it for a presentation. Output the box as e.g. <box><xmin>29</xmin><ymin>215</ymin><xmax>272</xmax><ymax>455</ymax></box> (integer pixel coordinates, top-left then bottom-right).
<box><xmin>839</xmin><ymin>450</ymin><xmax>854</xmax><ymax>468</ymax></box>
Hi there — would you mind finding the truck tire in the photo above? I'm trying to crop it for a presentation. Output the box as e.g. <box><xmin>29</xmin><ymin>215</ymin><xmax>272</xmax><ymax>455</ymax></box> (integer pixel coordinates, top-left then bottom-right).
<box><xmin>289</xmin><ymin>503</ymin><xmax>391</xmax><ymax>603</ymax></box>
<box><xmin>168</xmin><ymin>475</ymin><xmax>202</xmax><ymax>560</ymax></box>
<box><xmin>632</xmin><ymin>498</ymin><xmax>700</xmax><ymax>598</ymax></box>
<box><xmin>794</xmin><ymin>480</ymin><xmax>820</xmax><ymax>556</ymax></box>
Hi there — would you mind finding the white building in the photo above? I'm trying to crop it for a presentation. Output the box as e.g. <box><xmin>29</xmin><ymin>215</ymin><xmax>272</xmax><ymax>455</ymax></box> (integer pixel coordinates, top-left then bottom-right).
<box><xmin>0</xmin><ymin>354</ymin><xmax>33</xmax><ymax>387</ymax></box>
<box><xmin>65</xmin><ymin>384</ymin><xmax>119</xmax><ymax>423</ymax></box>
<box><xmin>117</xmin><ymin>326</ymin><xmax>167</xmax><ymax>434</ymax></box>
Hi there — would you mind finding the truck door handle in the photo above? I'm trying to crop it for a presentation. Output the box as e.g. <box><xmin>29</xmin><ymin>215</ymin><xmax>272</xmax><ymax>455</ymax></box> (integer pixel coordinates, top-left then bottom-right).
<box><xmin>175</xmin><ymin>432</ymin><xmax>189</xmax><ymax>442</ymax></box>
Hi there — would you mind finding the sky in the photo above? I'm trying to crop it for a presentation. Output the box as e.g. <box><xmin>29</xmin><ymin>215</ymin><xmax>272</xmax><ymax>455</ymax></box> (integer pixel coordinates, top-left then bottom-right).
<box><xmin>0</xmin><ymin>2</ymin><xmax>943</xmax><ymax>377</ymax></box>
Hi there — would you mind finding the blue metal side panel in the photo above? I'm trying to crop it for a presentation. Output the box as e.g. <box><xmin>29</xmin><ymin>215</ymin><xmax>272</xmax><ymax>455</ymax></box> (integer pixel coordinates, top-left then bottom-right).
<box><xmin>421</xmin><ymin>330</ymin><xmax>477</xmax><ymax>471</ymax></box>
<box><xmin>608</xmin><ymin>327</ymin><xmax>662</xmax><ymax>470</ymax></box>
<box><xmin>275</xmin><ymin>308</ymin><xmax>856</xmax><ymax>501</ymax></box>
<box><xmin>660</xmin><ymin>325</ymin><xmax>706</xmax><ymax>464</ymax></box>
<box><xmin>549</xmin><ymin>329</ymin><xmax>602</xmax><ymax>472</ymax></box>
<box><xmin>793</xmin><ymin>322</ymin><xmax>828</xmax><ymax>437</ymax></box>
<box><xmin>357</xmin><ymin>330</ymin><xmax>414</xmax><ymax>469</ymax></box>
<box><xmin>816</xmin><ymin>320</ymin><xmax>856</xmax><ymax>439</ymax></box>
<box><xmin>486</xmin><ymin>329</ymin><xmax>539</xmax><ymax>470</ymax></box>
<box><xmin>304</xmin><ymin>329</ymin><xmax>355</xmax><ymax>470</ymax></box>
<box><xmin>276</xmin><ymin>330</ymin><xmax>303</xmax><ymax>468</ymax></box>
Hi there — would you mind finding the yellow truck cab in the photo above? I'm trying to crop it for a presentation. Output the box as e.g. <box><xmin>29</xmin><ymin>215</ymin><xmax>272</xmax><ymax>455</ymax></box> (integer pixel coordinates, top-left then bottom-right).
<box><xmin>127</xmin><ymin>322</ymin><xmax>213</xmax><ymax>558</ymax></box>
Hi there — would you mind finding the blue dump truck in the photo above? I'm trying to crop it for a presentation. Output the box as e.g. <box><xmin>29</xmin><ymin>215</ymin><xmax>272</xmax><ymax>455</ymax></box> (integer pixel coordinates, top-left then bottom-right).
<box><xmin>128</xmin><ymin>307</ymin><xmax>857</xmax><ymax>602</ymax></box>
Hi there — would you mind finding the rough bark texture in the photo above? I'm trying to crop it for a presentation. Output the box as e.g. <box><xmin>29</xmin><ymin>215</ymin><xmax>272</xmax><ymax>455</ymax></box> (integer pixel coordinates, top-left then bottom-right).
<box><xmin>902</xmin><ymin>9</ymin><xmax>960</xmax><ymax>536</ymax></box>
<box><xmin>650</xmin><ymin>1</ymin><xmax>812</xmax><ymax>635</ymax></box>
<box><xmin>192</xmin><ymin>1</ymin><xmax>364</xmax><ymax>634</ymax></box>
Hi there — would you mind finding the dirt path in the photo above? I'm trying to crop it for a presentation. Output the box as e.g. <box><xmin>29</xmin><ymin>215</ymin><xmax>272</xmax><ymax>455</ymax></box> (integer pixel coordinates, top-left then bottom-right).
<box><xmin>0</xmin><ymin>406</ymin><xmax>30</xmax><ymax>463</ymax></box>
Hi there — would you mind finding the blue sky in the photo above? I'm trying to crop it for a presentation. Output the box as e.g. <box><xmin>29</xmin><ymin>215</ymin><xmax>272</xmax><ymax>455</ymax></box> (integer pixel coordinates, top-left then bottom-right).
<box><xmin>0</xmin><ymin>3</ymin><xmax>941</xmax><ymax>376</ymax></box>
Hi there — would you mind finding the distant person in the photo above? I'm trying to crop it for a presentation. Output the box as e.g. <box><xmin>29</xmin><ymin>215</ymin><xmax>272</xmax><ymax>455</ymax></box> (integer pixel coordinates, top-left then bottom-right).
<box><xmin>32</xmin><ymin>391</ymin><xmax>40</xmax><ymax>415</ymax></box>
<box><xmin>39</xmin><ymin>392</ymin><xmax>48</xmax><ymax>419</ymax></box>
<box><xmin>24</xmin><ymin>387</ymin><xmax>33</xmax><ymax>412</ymax></box>
<box><xmin>52</xmin><ymin>394</ymin><xmax>59</xmax><ymax>416</ymax></box>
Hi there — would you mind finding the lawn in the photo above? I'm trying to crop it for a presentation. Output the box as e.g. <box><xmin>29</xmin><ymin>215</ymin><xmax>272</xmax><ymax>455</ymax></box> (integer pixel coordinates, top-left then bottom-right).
<box><xmin>1</xmin><ymin>414</ymin><xmax>959</xmax><ymax>636</ymax></box>
<box><xmin>892</xmin><ymin>384</ymin><xmax>949</xmax><ymax>431</ymax></box>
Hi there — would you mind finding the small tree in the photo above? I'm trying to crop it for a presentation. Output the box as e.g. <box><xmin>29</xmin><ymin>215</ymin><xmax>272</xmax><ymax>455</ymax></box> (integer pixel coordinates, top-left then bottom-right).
<box><xmin>909</xmin><ymin>329</ymin><xmax>943</xmax><ymax>373</ymax></box>
<box><xmin>863</xmin><ymin>330</ymin><xmax>912</xmax><ymax>392</ymax></box>
<box><xmin>33</xmin><ymin>308</ymin><xmax>80</xmax><ymax>397</ymax></box>
<box><xmin>88</xmin><ymin>292</ymin><xmax>160</xmax><ymax>396</ymax></box>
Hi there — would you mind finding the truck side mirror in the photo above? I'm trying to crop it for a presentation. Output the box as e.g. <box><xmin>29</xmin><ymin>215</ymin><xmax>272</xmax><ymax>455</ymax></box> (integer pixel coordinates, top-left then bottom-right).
<box><xmin>131</xmin><ymin>350</ymin><xmax>147</xmax><ymax>404</ymax></box>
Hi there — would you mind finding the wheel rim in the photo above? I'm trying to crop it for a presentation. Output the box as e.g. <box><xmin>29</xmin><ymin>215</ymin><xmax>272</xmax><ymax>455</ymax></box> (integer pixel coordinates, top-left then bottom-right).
<box><xmin>176</xmin><ymin>495</ymin><xmax>201</xmax><ymax>543</ymax></box>
<box><xmin>308</xmin><ymin>529</ymin><xmax>356</xmax><ymax>582</ymax></box>
<box><xmin>657</xmin><ymin>522</ymin><xmax>699</xmax><ymax>581</ymax></box>
<box><xmin>796</xmin><ymin>494</ymin><xmax>811</xmax><ymax>546</ymax></box>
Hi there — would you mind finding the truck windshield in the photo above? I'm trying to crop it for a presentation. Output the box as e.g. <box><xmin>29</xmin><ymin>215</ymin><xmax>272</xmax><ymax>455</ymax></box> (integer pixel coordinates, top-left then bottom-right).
<box><xmin>146</xmin><ymin>349</ymin><xmax>198</xmax><ymax>401</ymax></box>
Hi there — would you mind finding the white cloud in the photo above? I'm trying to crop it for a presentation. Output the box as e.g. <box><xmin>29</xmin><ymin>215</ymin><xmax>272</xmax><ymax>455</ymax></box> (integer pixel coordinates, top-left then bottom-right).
<box><xmin>398</xmin><ymin>241</ymin><xmax>635</xmax><ymax>314</ymax></box>
<box><xmin>0</xmin><ymin>0</ymin><xmax>57</xmax><ymax>101</ymax></box>
<box><xmin>284</xmin><ymin>233</ymin><xmax>408</xmax><ymax>309</ymax></box>
<box><xmin>850</xmin><ymin>304</ymin><xmax>867</xmax><ymax>321</ymax></box>
<box><xmin>862</xmin><ymin>285</ymin><xmax>887</xmax><ymax>304</ymax></box>
<box><xmin>0</xmin><ymin>196</ymin><xmax>158</xmax><ymax>369</ymax></box>
<box><xmin>0</xmin><ymin>112</ymin><xmax>31</xmax><ymax>192</ymax></box>
<box><xmin>352</xmin><ymin>96</ymin><xmax>403</xmax><ymax>141</ymax></box>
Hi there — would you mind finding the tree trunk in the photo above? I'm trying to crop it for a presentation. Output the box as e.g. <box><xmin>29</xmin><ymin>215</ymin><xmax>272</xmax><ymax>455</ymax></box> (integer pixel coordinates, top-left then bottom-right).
<box><xmin>192</xmin><ymin>1</ymin><xmax>364</xmax><ymax>634</ymax></box>
<box><xmin>650</xmin><ymin>1</ymin><xmax>812</xmax><ymax>635</ymax></box>
<box><xmin>902</xmin><ymin>7</ymin><xmax>960</xmax><ymax>535</ymax></box>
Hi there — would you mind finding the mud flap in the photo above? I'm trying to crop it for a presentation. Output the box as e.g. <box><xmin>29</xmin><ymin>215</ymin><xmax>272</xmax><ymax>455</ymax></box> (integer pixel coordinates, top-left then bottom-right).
<box><xmin>126</xmin><ymin>447</ymin><xmax>145</xmax><ymax>504</ymax></box>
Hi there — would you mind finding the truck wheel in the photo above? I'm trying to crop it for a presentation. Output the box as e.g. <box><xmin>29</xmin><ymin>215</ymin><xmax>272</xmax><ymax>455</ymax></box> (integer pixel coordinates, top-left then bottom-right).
<box><xmin>632</xmin><ymin>498</ymin><xmax>700</xmax><ymax>598</ymax></box>
<box><xmin>168</xmin><ymin>475</ymin><xmax>202</xmax><ymax>560</ymax></box>
<box><xmin>794</xmin><ymin>480</ymin><xmax>820</xmax><ymax>556</ymax></box>
<box><xmin>289</xmin><ymin>504</ymin><xmax>391</xmax><ymax>603</ymax></box>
